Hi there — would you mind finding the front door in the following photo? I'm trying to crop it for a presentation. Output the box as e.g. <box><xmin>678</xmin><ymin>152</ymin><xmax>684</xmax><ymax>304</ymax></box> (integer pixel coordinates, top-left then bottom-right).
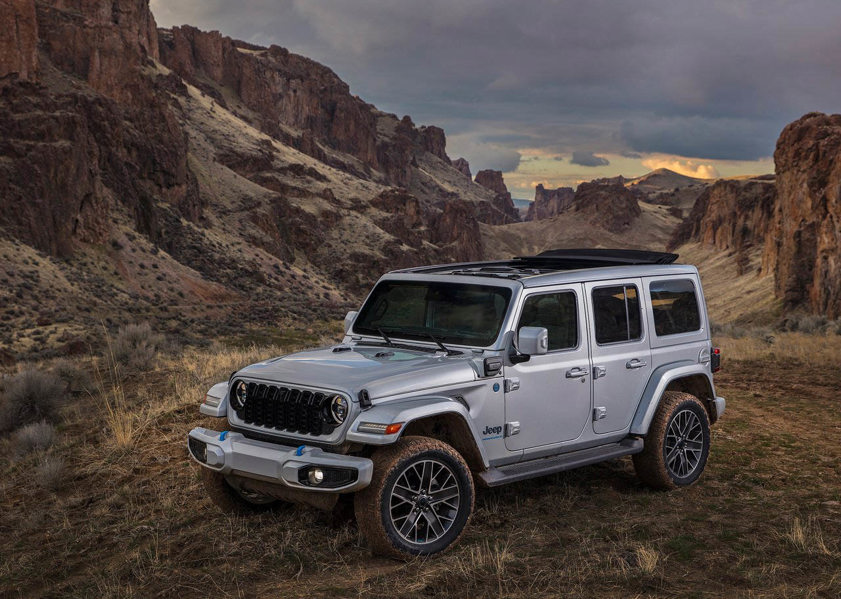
<box><xmin>504</xmin><ymin>285</ymin><xmax>592</xmax><ymax>451</ymax></box>
<box><xmin>585</xmin><ymin>280</ymin><xmax>652</xmax><ymax>434</ymax></box>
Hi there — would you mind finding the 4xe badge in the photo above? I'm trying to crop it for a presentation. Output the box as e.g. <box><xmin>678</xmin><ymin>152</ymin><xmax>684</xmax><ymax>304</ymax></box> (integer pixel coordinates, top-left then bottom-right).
<box><xmin>482</xmin><ymin>425</ymin><xmax>503</xmax><ymax>439</ymax></box>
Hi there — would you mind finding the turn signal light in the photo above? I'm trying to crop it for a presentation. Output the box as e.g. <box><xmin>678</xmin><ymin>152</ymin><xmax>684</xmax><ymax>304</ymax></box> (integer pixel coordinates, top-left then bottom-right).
<box><xmin>385</xmin><ymin>423</ymin><xmax>403</xmax><ymax>435</ymax></box>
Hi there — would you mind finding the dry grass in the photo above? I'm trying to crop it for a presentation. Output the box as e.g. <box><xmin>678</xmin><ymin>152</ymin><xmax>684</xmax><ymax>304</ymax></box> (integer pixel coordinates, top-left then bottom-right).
<box><xmin>715</xmin><ymin>331</ymin><xmax>841</xmax><ymax>362</ymax></box>
<box><xmin>782</xmin><ymin>517</ymin><xmax>834</xmax><ymax>556</ymax></box>
<box><xmin>634</xmin><ymin>545</ymin><xmax>660</xmax><ymax>575</ymax></box>
<box><xmin>1</xmin><ymin>332</ymin><xmax>840</xmax><ymax>598</ymax></box>
<box><xmin>35</xmin><ymin>455</ymin><xmax>65</xmax><ymax>491</ymax></box>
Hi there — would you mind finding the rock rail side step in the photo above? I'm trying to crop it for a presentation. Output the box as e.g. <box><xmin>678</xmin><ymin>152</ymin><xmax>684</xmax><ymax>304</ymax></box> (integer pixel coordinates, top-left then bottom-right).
<box><xmin>479</xmin><ymin>438</ymin><xmax>643</xmax><ymax>487</ymax></box>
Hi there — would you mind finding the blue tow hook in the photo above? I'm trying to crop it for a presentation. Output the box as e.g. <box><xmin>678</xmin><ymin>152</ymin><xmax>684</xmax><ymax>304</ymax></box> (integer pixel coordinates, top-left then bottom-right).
<box><xmin>219</xmin><ymin>431</ymin><xmax>229</xmax><ymax>441</ymax></box>
<box><xmin>295</xmin><ymin>445</ymin><xmax>306</xmax><ymax>456</ymax></box>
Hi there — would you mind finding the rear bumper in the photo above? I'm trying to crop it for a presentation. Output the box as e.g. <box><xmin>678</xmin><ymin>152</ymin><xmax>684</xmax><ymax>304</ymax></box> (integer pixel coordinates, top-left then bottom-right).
<box><xmin>187</xmin><ymin>427</ymin><xmax>373</xmax><ymax>493</ymax></box>
<box><xmin>712</xmin><ymin>396</ymin><xmax>726</xmax><ymax>420</ymax></box>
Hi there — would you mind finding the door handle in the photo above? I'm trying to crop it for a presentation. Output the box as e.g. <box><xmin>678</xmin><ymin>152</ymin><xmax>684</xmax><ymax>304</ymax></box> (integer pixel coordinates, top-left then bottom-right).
<box><xmin>565</xmin><ymin>367</ymin><xmax>588</xmax><ymax>379</ymax></box>
<box><xmin>626</xmin><ymin>359</ymin><xmax>647</xmax><ymax>369</ymax></box>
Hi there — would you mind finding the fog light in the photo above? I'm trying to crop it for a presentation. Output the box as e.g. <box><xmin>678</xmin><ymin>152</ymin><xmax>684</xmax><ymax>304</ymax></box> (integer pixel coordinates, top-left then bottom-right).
<box><xmin>188</xmin><ymin>437</ymin><xmax>207</xmax><ymax>463</ymax></box>
<box><xmin>308</xmin><ymin>468</ymin><xmax>324</xmax><ymax>485</ymax></box>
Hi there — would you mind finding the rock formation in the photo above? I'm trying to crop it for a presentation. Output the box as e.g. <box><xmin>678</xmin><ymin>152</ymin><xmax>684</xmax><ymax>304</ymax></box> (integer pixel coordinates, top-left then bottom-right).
<box><xmin>764</xmin><ymin>112</ymin><xmax>841</xmax><ymax>317</ymax></box>
<box><xmin>525</xmin><ymin>184</ymin><xmax>575</xmax><ymax>221</ymax></box>
<box><xmin>0</xmin><ymin>0</ymin><xmax>193</xmax><ymax>259</ymax></box>
<box><xmin>0</xmin><ymin>0</ymin><xmax>507</xmax><ymax>359</ymax></box>
<box><xmin>452</xmin><ymin>157</ymin><xmax>471</xmax><ymax>179</ymax></box>
<box><xmin>474</xmin><ymin>170</ymin><xmax>519</xmax><ymax>224</ymax></box>
<box><xmin>571</xmin><ymin>182</ymin><xmax>641</xmax><ymax>233</ymax></box>
<box><xmin>669</xmin><ymin>179</ymin><xmax>776</xmax><ymax>254</ymax></box>
<box><xmin>0</xmin><ymin>0</ymin><xmax>38</xmax><ymax>84</ymax></box>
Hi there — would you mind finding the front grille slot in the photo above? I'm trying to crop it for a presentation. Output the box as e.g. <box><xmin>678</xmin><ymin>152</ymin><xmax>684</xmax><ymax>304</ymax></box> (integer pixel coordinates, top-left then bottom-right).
<box><xmin>235</xmin><ymin>381</ymin><xmax>335</xmax><ymax>436</ymax></box>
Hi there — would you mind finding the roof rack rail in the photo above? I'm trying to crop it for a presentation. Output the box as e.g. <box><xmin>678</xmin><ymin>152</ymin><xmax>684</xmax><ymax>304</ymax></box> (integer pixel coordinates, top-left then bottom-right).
<box><xmin>393</xmin><ymin>248</ymin><xmax>680</xmax><ymax>277</ymax></box>
<box><xmin>511</xmin><ymin>249</ymin><xmax>678</xmax><ymax>269</ymax></box>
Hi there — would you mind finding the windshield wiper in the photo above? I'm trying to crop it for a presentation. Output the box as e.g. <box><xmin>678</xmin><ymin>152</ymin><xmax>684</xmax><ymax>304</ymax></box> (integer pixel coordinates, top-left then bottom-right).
<box><xmin>424</xmin><ymin>332</ymin><xmax>461</xmax><ymax>356</ymax></box>
<box><xmin>377</xmin><ymin>328</ymin><xmax>394</xmax><ymax>347</ymax></box>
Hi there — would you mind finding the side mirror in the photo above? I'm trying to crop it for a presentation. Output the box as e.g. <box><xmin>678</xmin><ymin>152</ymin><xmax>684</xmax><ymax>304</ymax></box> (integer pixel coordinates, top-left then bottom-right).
<box><xmin>518</xmin><ymin>327</ymin><xmax>549</xmax><ymax>356</ymax></box>
<box><xmin>344</xmin><ymin>311</ymin><xmax>358</xmax><ymax>334</ymax></box>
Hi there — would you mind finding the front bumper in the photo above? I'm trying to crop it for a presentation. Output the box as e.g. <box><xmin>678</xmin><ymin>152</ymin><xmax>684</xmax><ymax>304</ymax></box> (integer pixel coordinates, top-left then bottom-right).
<box><xmin>187</xmin><ymin>427</ymin><xmax>373</xmax><ymax>493</ymax></box>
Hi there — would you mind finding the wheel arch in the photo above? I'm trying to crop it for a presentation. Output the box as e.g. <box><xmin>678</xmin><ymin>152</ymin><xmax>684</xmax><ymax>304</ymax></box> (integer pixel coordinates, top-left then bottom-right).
<box><xmin>631</xmin><ymin>362</ymin><xmax>718</xmax><ymax>435</ymax></box>
<box><xmin>346</xmin><ymin>396</ymin><xmax>489</xmax><ymax>471</ymax></box>
<box><xmin>399</xmin><ymin>413</ymin><xmax>486</xmax><ymax>473</ymax></box>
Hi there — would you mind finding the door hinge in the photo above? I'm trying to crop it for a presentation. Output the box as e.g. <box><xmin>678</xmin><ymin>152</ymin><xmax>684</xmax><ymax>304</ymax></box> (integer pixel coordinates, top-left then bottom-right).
<box><xmin>593</xmin><ymin>365</ymin><xmax>607</xmax><ymax>379</ymax></box>
<box><xmin>505</xmin><ymin>421</ymin><xmax>520</xmax><ymax>437</ymax></box>
<box><xmin>504</xmin><ymin>377</ymin><xmax>520</xmax><ymax>393</ymax></box>
<box><xmin>593</xmin><ymin>406</ymin><xmax>607</xmax><ymax>421</ymax></box>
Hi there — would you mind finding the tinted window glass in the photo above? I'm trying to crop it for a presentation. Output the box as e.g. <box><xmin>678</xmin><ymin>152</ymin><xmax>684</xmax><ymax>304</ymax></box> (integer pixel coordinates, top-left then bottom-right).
<box><xmin>592</xmin><ymin>285</ymin><xmax>642</xmax><ymax>344</ymax></box>
<box><xmin>649</xmin><ymin>279</ymin><xmax>701</xmax><ymax>336</ymax></box>
<box><xmin>354</xmin><ymin>281</ymin><xmax>511</xmax><ymax>347</ymax></box>
<box><xmin>518</xmin><ymin>292</ymin><xmax>578</xmax><ymax>351</ymax></box>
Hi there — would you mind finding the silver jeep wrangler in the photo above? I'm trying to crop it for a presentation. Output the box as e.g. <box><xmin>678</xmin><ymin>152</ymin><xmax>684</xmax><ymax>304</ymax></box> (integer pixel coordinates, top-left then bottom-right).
<box><xmin>188</xmin><ymin>249</ymin><xmax>725</xmax><ymax>558</ymax></box>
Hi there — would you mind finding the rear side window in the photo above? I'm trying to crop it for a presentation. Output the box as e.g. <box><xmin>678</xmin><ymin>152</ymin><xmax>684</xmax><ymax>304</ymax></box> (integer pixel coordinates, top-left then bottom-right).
<box><xmin>518</xmin><ymin>291</ymin><xmax>578</xmax><ymax>351</ymax></box>
<box><xmin>592</xmin><ymin>285</ymin><xmax>642</xmax><ymax>344</ymax></box>
<box><xmin>649</xmin><ymin>279</ymin><xmax>701</xmax><ymax>336</ymax></box>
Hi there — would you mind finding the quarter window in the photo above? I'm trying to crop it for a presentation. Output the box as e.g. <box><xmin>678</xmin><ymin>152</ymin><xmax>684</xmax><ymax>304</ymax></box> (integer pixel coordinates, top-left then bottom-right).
<box><xmin>518</xmin><ymin>292</ymin><xmax>578</xmax><ymax>351</ymax></box>
<box><xmin>649</xmin><ymin>279</ymin><xmax>701</xmax><ymax>336</ymax></box>
<box><xmin>592</xmin><ymin>285</ymin><xmax>642</xmax><ymax>344</ymax></box>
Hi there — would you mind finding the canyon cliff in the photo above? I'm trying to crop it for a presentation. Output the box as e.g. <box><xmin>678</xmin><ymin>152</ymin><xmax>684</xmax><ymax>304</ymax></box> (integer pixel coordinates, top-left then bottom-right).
<box><xmin>0</xmin><ymin>0</ymin><xmax>506</xmax><ymax>359</ymax></box>
<box><xmin>765</xmin><ymin>113</ymin><xmax>841</xmax><ymax>317</ymax></box>
<box><xmin>525</xmin><ymin>184</ymin><xmax>575</xmax><ymax>221</ymax></box>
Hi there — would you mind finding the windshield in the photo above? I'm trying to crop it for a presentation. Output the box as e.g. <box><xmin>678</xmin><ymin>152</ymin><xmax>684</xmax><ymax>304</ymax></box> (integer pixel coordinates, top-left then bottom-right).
<box><xmin>354</xmin><ymin>280</ymin><xmax>512</xmax><ymax>347</ymax></box>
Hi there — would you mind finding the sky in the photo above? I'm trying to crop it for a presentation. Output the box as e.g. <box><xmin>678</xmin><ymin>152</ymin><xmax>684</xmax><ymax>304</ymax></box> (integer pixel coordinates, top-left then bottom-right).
<box><xmin>151</xmin><ymin>0</ymin><xmax>841</xmax><ymax>198</ymax></box>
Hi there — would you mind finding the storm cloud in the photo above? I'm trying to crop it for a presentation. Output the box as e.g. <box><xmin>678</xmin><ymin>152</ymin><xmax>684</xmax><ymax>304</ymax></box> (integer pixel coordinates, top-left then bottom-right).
<box><xmin>570</xmin><ymin>151</ymin><xmax>610</xmax><ymax>167</ymax></box>
<box><xmin>151</xmin><ymin>0</ymin><xmax>841</xmax><ymax>171</ymax></box>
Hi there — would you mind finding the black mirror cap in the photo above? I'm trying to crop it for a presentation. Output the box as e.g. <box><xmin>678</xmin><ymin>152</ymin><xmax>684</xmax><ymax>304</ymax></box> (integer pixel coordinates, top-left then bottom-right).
<box><xmin>483</xmin><ymin>357</ymin><xmax>503</xmax><ymax>376</ymax></box>
<box><xmin>509</xmin><ymin>351</ymin><xmax>530</xmax><ymax>365</ymax></box>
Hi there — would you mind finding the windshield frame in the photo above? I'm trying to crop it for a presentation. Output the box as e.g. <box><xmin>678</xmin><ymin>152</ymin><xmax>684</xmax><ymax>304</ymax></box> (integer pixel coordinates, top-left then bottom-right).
<box><xmin>351</xmin><ymin>276</ymin><xmax>518</xmax><ymax>349</ymax></box>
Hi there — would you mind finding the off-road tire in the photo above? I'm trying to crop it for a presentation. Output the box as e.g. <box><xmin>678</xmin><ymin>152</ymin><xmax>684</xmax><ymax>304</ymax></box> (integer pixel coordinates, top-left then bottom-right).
<box><xmin>354</xmin><ymin>436</ymin><xmax>475</xmax><ymax>559</ymax></box>
<box><xmin>200</xmin><ymin>468</ymin><xmax>278</xmax><ymax>514</ymax></box>
<box><xmin>633</xmin><ymin>391</ymin><xmax>711</xmax><ymax>490</ymax></box>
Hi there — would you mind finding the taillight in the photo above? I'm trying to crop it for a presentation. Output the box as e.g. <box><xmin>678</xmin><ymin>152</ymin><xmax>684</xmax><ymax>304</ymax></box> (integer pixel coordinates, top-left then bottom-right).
<box><xmin>711</xmin><ymin>347</ymin><xmax>721</xmax><ymax>372</ymax></box>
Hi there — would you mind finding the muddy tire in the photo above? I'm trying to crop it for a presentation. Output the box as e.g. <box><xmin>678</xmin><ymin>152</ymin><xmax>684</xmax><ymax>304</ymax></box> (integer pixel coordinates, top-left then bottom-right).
<box><xmin>354</xmin><ymin>436</ymin><xmax>474</xmax><ymax>559</ymax></box>
<box><xmin>634</xmin><ymin>391</ymin><xmax>711</xmax><ymax>490</ymax></box>
<box><xmin>200</xmin><ymin>468</ymin><xmax>278</xmax><ymax>514</ymax></box>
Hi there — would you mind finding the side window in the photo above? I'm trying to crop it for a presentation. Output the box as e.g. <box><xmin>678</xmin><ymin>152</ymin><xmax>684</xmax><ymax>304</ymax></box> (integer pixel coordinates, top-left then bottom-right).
<box><xmin>518</xmin><ymin>292</ymin><xmax>578</xmax><ymax>351</ymax></box>
<box><xmin>592</xmin><ymin>285</ymin><xmax>642</xmax><ymax>344</ymax></box>
<box><xmin>649</xmin><ymin>279</ymin><xmax>701</xmax><ymax>336</ymax></box>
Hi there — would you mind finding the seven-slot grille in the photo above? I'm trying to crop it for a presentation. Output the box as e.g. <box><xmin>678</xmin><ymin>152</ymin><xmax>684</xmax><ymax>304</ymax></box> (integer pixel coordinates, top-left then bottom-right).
<box><xmin>233</xmin><ymin>381</ymin><xmax>338</xmax><ymax>436</ymax></box>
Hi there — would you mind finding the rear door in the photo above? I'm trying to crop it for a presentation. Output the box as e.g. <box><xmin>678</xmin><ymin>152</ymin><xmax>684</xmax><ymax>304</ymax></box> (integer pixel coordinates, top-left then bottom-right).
<box><xmin>585</xmin><ymin>279</ymin><xmax>652</xmax><ymax>435</ymax></box>
<box><xmin>504</xmin><ymin>285</ymin><xmax>592</xmax><ymax>451</ymax></box>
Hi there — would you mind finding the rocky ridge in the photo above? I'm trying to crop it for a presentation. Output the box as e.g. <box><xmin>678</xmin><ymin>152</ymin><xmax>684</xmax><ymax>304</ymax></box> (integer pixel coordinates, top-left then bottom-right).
<box><xmin>669</xmin><ymin>178</ymin><xmax>776</xmax><ymax>274</ymax></box>
<box><xmin>0</xmin><ymin>0</ymin><xmax>509</xmax><ymax>359</ymax></box>
<box><xmin>524</xmin><ymin>184</ymin><xmax>575</xmax><ymax>221</ymax></box>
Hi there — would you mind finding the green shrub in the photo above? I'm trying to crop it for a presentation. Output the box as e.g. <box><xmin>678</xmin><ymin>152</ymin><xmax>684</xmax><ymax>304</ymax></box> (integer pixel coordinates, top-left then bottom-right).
<box><xmin>0</xmin><ymin>370</ymin><xmax>66</xmax><ymax>434</ymax></box>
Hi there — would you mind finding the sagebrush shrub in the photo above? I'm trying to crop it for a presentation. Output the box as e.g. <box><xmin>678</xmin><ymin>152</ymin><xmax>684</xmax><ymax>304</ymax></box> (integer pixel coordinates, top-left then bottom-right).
<box><xmin>14</xmin><ymin>420</ymin><xmax>55</xmax><ymax>455</ymax></box>
<box><xmin>0</xmin><ymin>370</ymin><xmax>66</xmax><ymax>434</ymax></box>
<box><xmin>52</xmin><ymin>358</ymin><xmax>91</xmax><ymax>394</ymax></box>
<box><xmin>110</xmin><ymin>322</ymin><xmax>165</xmax><ymax>373</ymax></box>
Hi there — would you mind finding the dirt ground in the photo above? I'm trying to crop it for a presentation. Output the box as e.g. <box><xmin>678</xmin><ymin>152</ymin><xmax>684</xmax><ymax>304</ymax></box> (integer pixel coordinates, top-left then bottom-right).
<box><xmin>1</xmin><ymin>342</ymin><xmax>840</xmax><ymax>598</ymax></box>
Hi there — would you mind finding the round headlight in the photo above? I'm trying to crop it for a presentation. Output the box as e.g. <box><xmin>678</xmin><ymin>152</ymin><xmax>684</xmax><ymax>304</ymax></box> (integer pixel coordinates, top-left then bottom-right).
<box><xmin>232</xmin><ymin>381</ymin><xmax>247</xmax><ymax>409</ymax></box>
<box><xmin>328</xmin><ymin>394</ymin><xmax>349</xmax><ymax>425</ymax></box>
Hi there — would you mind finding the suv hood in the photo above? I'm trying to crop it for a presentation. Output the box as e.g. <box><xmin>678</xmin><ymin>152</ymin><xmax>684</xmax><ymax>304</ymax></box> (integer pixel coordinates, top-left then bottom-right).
<box><xmin>236</xmin><ymin>345</ymin><xmax>479</xmax><ymax>401</ymax></box>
